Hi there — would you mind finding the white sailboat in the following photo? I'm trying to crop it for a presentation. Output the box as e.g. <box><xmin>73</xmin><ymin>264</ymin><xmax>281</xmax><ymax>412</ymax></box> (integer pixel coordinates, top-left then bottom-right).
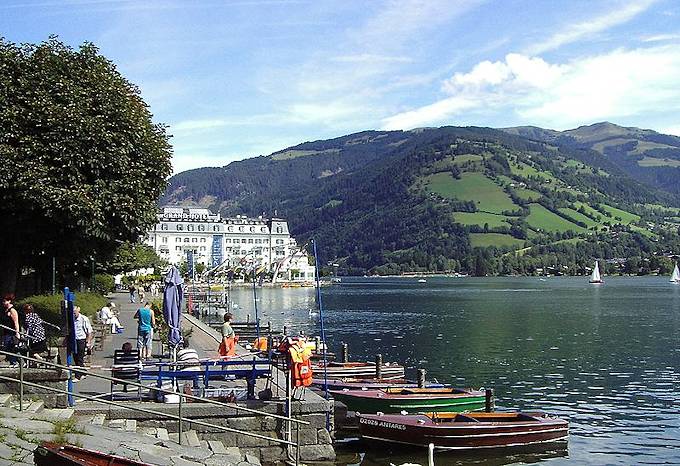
<box><xmin>589</xmin><ymin>260</ymin><xmax>604</xmax><ymax>284</ymax></box>
<box><xmin>670</xmin><ymin>263</ymin><xmax>680</xmax><ymax>284</ymax></box>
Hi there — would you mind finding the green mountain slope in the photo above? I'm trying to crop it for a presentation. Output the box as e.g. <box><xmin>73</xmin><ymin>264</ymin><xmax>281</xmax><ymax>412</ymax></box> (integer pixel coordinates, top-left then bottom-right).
<box><xmin>503</xmin><ymin>122</ymin><xmax>680</xmax><ymax>195</ymax></box>
<box><xmin>163</xmin><ymin>126</ymin><xmax>680</xmax><ymax>275</ymax></box>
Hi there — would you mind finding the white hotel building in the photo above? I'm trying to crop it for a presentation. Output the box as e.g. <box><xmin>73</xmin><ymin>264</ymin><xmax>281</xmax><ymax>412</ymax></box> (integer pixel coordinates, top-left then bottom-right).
<box><xmin>145</xmin><ymin>207</ymin><xmax>315</xmax><ymax>281</ymax></box>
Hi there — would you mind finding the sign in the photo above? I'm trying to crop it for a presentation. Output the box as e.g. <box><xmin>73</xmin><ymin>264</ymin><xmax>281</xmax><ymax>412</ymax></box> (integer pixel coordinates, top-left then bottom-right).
<box><xmin>211</xmin><ymin>234</ymin><xmax>223</xmax><ymax>267</ymax></box>
<box><xmin>186</xmin><ymin>250</ymin><xmax>195</xmax><ymax>278</ymax></box>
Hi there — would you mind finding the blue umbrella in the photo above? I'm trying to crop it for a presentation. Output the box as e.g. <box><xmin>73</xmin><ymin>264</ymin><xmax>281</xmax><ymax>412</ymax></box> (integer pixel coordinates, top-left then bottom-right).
<box><xmin>162</xmin><ymin>266</ymin><xmax>184</xmax><ymax>354</ymax></box>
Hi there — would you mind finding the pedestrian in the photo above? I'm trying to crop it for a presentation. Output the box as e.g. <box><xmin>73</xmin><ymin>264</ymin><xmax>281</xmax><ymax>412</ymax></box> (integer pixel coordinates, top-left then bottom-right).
<box><xmin>73</xmin><ymin>306</ymin><xmax>93</xmax><ymax>373</ymax></box>
<box><xmin>129</xmin><ymin>283</ymin><xmax>136</xmax><ymax>303</ymax></box>
<box><xmin>138</xmin><ymin>286</ymin><xmax>146</xmax><ymax>303</ymax></box>
<box><xmin>150</xmin><ymin>282</ymin><xmax>158</xmax><ymax>297</ymax></box>
<box><xmin>23</xmin><ymin>304</ymin><xmax>47</xmax><ymax>361</ymax></box>
<box><xmin>134</xmin><ymin>302</ymin><xmax>155</xmax><ymax>360</ymax></box>
<box><xmin>218</xmin><ymin>313</ymin><xmax>236</xmax><ymax>358</ymax></box>
<box><xmin>1</xmin><ymin>295</ymin><xmax>20</xmax><ymax>366</ymax></box>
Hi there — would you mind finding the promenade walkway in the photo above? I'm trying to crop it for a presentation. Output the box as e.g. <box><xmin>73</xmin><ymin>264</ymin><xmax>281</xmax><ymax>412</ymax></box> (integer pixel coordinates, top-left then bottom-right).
<box><xmin>76</xmin><ymin>291</ymin><xmax>223</xmax><ymax>399</ymax></box>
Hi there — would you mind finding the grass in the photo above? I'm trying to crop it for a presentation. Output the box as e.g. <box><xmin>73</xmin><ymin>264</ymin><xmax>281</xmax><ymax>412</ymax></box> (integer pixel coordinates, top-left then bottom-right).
<box><xmin>426</xmin><ymin>172</ymin><xmax>517</xmax><ymax>214</ymax></box>
<box><xmin>638</xmin><ymin>157</ymin><xmax>680</xmax><ymax>167</ymax></box>
<box><xmin>271</xmin><ymin>148</ymin><xmax>340</xmax><ymax>160</ymax></box>
<box><xmin>599</xmin><ymin>204</ymin><xmax>640</xmax><ymax>224</ymax></box>
<box><xmin>469</xmin><ymin>233</ymin><xmax>525</xmax><ymax>249</ymax></box>
<box><xmin>453</xmin><ymin>154</ymin><xmax>484</xmax><ymax>165</ymax></box>
<box><xmin>452</xmin><ymin>212</ymin><xmax>512</xmax><ymax>228</ymax></box>
<box><xmin>512</xmin><ymin>187</ymin><xmax>542</xmax><ymax>201</ymax></box>
<box><xmin>558</xmin><ymin>208</ymin><xmax>602</xmax><ymax>230</ymax></box>
<box><xmin>510</xmin><ymin>161</ymin><xmax>555</xmax><ymax>182</ymax></box>
<box><xmin>526</xmin><ymin>204</ymin><xmax>588</xmax><ymax>234</ymax></box>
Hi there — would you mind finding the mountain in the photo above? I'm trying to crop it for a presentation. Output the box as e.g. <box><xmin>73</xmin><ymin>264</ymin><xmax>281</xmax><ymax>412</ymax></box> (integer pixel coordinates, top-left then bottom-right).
<box><xmin>503</xmin><ymin>122</ymin><xmax>680</xmax><ymax>195</ymax></box>
<box><xmin>163</xmin><ymin>125</ymin><xmax>680</xmax><ymax>276</ymax></box>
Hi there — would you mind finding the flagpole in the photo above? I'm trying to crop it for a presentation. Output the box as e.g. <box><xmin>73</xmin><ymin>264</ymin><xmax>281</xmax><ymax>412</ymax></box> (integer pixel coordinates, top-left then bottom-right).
<box><xmin>252</xmin><ymin>264</ymin><xmax>260</xmax><ymax>341</ymax></box>
<box><xmin>312</xmin><ymin>239</ymin><xmax>330</xmax><ymax>431</ymax></box>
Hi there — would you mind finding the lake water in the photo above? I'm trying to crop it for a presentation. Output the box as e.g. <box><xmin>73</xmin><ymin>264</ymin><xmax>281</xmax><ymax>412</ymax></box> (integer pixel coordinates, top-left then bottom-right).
<box><xmin>206</xmin><ymin>277</ymin><xmax>680</xmax><ymax>465</ymax></box>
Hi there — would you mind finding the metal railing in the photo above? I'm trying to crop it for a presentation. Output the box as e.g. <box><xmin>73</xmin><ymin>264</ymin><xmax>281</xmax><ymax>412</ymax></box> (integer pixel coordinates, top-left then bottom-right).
<box><xmin>0</xmin><ymin>349</ymin><xmax>307</xmax><ymax>464</ymax></box>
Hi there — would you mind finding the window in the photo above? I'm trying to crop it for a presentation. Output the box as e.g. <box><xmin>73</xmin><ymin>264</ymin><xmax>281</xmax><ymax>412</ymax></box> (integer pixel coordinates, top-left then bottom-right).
<box><xmin>176</xmin><ymin>238</ymin><xmax>181</xmax><ymax>243</ymax></box>
<box><xmin>187</xmin><ymin>225</ymin><xmax>194</xmax><ymax>231</ymax></box>
<box><xmin>277</xmin><ymin>227</ymin><xmax>283</xmax><ymax>233</ymax></box>
<box><xmin>200</xmin><ymin>246</ymin><xmax>206</xmax><ymax>251</ymax></box>
<box><xmin>162</xmin><ymin>237</ymin><xmax>168</xmax><ymax>243</ymax></box>
<box><xmin>225</xmin><ymin>239</ymin><xmax>232</xmax><ymax>243</ymax></box>
<box><xmin>250</xmin><ymin>226</ymin><xmax>255</xmax><ymax>232</ymax></box>
<box><xmin>175</xmin><ymin>246</ymin><xmax>182</xmax><ymax>251</ymax></box>
<box><xmin>233</xmin><ymin>239</ymin><xmax>240</xmax><ymax>244</ymax></box>
<box><xmin>261</xmin><ymin>227</ymin><xmax>267</xmax><ymax>233</ymax></box>
<box><xmin>276</xmin><ymin>239</ymin><xmax>284</xmax><ymax>245</ymax></box>
<box><xmin>248</xmin><ymin>239</ymin><xmax>253</xmax><ymax>244</ymax></box>
<box><xmin>161</xmin><ymin>224</ymin><xmax>169</xmax><ymax>231</ymax></box>
<box><xmin>213</xmin><ymin>225</ymin><xmax>219</xmax><ymax>232</ymax></box>
<box><xmin>264</xmin><ymin>239</ymin><xmax>269</xmax><ymax>244</ymax></box>
<box><xmin>255</xmin><ymin>239</ymin><xmax>261</xmax><ymax>244</ymax></box>
<box><xmin>200</xmin><ymin>238</ymin><xmax>206</xmax><ymax>243</ymax></box>
<box><xmin>184</xmin><ymin>238</ymin><xmax>190</xmax><ymax>243</ymax></box>
<box><xmin>177</xmin><ymin>224</ymin><xmax>183</xmax><ymax>231</ymax></box>
<box><xmin>198</xmin><ymin>225</ymin><xmax>205</xmax><ymax>231</ymax></box>
<box><xmin>239</xmin><ymin>226</ymin><xmax>244</xmax><ymax>232</ymax></box>
<box><xmin>192</xmin><ymin>238</ymin><xmax>197</xmax><ymax>243</ymax></box>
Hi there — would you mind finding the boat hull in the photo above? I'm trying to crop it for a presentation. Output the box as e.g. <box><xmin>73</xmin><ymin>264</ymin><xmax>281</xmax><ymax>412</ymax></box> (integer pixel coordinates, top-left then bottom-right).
<box><xmin>357</xmin><ymin>412</ymin><xmax>568</xmax><ymax>451</ymax></box>
<box><xmin>331</xmin><ymin>388</ymin><xmax>487</xmax><ymax>414</ymax></box>
<box><xmin>34</xmin><ymin>442</ymin><xmax>151</xmax><ymax>466</ymax></box>
<box><xmin>312</xmin><ymin>378</ymin><xmax>447</xmax><ymax>391</ymax></box>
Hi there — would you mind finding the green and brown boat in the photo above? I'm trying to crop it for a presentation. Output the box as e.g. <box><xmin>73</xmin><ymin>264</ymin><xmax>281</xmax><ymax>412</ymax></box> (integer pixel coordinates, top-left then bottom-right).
<box><xmin>330</xmin><ymin>386</ymin><xmax>489</xmax><ymax>414</ymax></box>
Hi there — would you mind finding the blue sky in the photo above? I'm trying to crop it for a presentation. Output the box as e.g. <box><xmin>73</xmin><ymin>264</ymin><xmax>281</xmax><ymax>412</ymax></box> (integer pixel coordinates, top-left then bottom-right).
<box><xmin>2</xmin><ymin>0</ymin><xmax>680</xmax><ymax>173</ymax></box>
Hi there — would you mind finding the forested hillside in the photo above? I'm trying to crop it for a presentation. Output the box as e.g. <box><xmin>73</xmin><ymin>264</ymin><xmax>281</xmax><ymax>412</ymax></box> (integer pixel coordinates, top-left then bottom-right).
<box><xmin>164</xmin><ymin>125</ymin><xmax>680</xmax><ymax>276</ymax></box>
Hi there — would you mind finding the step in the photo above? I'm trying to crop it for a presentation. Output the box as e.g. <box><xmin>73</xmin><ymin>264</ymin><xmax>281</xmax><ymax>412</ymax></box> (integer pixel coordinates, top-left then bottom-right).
<box><xmin>124</xmin><ymin>419</ymin><xmax>137</xmax><ymax>432</ymax></box>
<box><xmin>26</xmin><ymin>400</ymin><xmax>44</xmax><ymax>413</ymax></box>
<box><xmin>174</xmin><ymin>430</ymin><xmax>200</xmax><ymax>447</ymax></box>
<box><xmin>0</xmin><ymin>394</ymin><xmax>12</xmax><ymax>407</ymax></box>
<box><xmin>90</xmin><ymin>413</ymin><xmax>106</xmax><ymax>426</ymax></box>
<box><xmin>34</xmin><ymin>408</ymin><xmax>74</xmax><ymax>422</ymax></box>
<box><xmin>207</xmin><ymin>440</ymin><xmax>228</xmax><ymax>454</ymax></box>
<box><xmin>156</xmin><ymin>427</ymin><xmax>169</xmax><ymax>441</ymax></box>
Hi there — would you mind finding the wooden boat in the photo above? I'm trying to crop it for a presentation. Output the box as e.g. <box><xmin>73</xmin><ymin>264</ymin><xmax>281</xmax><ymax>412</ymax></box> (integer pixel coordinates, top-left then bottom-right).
<box><xmin>311</xmin><ymin>361</ymin><xmax>405</xmax><ymax>380</ymax></box>
<box><xmin>34</xmin><ymin>442</ymin><xmax>151</xmax><ymax>465</ymax></box>
<box><xmin>312</xmin><ymin>377</ymin><xmax>447</xmax><ymax>391</ymax></box>
<box><xmin>589</xmin><ymin>260</ymin><xmax>604</xmax><ymax>284</ymax></box>
<box><xmin>357</xmin><ymin>411</ymin><xmax>568</xmax><ymax>450</ymax></box>
<box><xmin>330</xmin><ymin>386</ymin><xmax>488</xmax><ymax>413</ymax></box>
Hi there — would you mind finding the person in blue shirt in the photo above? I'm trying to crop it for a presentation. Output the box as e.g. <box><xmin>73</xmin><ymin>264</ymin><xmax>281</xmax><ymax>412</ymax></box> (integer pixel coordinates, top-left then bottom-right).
<box><xmin>134</xmin><ymin>302</ymin><xmax>155</xmax><ymax>360</ymax></box>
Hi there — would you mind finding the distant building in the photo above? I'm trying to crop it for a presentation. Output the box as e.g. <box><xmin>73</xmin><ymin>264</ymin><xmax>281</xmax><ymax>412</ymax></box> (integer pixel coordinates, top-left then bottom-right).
<box><xmin>144</xmin><ymin>207</ymin><xmax>315</xmax><ymax>281</ymax></box>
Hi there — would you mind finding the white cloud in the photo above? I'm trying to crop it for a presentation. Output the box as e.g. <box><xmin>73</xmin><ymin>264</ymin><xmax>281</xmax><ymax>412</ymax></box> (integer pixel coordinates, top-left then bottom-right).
<box><xmin>331</xmin><ymin>54</ymin><xmax>412</xmax><ymax>64</ymax></box>
<box><xmin>659</xmin><ymin>125</ymin><xmax>680</xmax><ymax>136</ymax></box>
<box><xmin>526</xmin><ymin>0</ymin><xmax>657</xmax><ymax>54</ymax></box>
<box><xmin>382</xmin><ymin>45</ymin><xmax>680</xmax><ymax>130</ymax></box>
<box><xmin>641</xmin><ymin>33</ymin><xmax>680</xmax><ymax>42</ymax></box>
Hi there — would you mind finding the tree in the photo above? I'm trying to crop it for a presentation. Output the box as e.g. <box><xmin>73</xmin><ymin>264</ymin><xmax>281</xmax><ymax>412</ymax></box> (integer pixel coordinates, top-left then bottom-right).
<box><xmin>0</xmin><ymin>37</ymin><xmax>172</xmax><ymax>295</ymax></box>
<box><xmin>107</xmin><ymin>242</ymin><xmax>167</xmax><ymax>274</ymax></box>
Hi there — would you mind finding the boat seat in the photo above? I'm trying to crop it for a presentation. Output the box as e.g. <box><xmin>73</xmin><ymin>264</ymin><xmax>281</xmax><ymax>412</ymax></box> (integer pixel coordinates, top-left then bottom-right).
<box><xmin>516</xmin><ymin>414</ymin><xmax>538</xmax><ymax>421</ymax></box>
<box><xmin>454</xmin><ymin>414</ymin><xmax>480</xmax><ymax>422</ymax></box>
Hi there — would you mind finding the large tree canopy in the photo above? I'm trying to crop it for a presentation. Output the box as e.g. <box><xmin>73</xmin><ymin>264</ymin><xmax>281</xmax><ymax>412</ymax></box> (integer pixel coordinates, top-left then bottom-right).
<box><xmin>0</xmin><ymin>37</ymin><xmax>172</xmax><ymax>294</ymax></box>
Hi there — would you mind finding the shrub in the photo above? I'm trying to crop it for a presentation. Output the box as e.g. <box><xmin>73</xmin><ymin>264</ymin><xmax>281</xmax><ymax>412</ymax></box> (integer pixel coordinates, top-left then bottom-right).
<box><xmin>93</xmin><ymin>274</ymin><xmax>115</xmax><ymax>293</ymax></box>
<box><xmin>17</xmin><ymin>293</ymin><xmax>108</xmax><ymax>327</ymax></box>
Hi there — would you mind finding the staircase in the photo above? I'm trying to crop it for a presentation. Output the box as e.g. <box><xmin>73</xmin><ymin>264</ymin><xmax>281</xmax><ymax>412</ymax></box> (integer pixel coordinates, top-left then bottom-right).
<box><xmin>0</xmin><ymin>394</ymin><xmax>259</xmax><ymax>466</ymax></box>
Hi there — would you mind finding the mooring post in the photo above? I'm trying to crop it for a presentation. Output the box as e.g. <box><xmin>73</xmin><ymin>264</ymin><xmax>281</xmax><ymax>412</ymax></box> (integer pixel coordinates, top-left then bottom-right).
<box><xmin>246</xmin><ymin>313</ymin><xmax>250</xmax><ymax>323</ymax></box>
<box><xmin>283</xmin><ymin>325</ymin><xmax>287</xmax><ymax>336</ymax></box>
<box><xmin>375</xmin><ymin>354</ymin><xmax>383</xmax><ymax>379</ymax></box>
<box><xmin>18</xmin><ymin>360</ymin><xmax>24</xmax><ymax>412</ymax></box>
<box><xmin>417</xmin><ymin>368</ymin><xmax>426</xmax><ymax>388</ymax></box>
<box><xmin>178</xmin><ymin>392</ymin><xmax>184</xmax><ymax>445</ymax></box>
<box><xmin>341</xmin><ymin>343</ymin><xmax>348</xmax><ymax>363</ymax></box>
<box><xmin>314</xmin><ymin>336</ymin><xmax>321</xmax><ymax>352</ymax></box>
<box><xmin>485</xmin><ymin>388</ymin><xmax>494</xmax><ymax>413</ymax></box>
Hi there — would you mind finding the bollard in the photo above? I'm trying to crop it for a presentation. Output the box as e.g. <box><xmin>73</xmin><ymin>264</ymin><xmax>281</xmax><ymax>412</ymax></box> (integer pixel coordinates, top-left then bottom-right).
<box><xmin>283</xmin><ymin>325</ymin><xmax>287</xmax><ymax>336</ymax></box>
<box><xmin>417</xmin><ymin>368</ymin><xmax>426</xmax><ymax>388</ymax></box>
<box><xmin>246</xmin><ymin>313</ymin><xmax>250</xmax><ymax>323</ymax></box>
<box><xmin>375</xmin><ymin>354</ymin><xmax>383</xmax><ymax>379</ymax></box>
<box><xmin>485</xmin><ymin>388</ymin><xmax>494</xmax><ymax>413</ymax></box>
<box><xmin>315</xmin><ymin>336</ymin><xmax>321</xmax><ymax>352</ymax></box>
<box><xmin>18</xmin><ymin>360</ymin><xmax>23</xmax><ymax>412</ymax></box>
<box><xmin>178</xmin><ymin>392</ymin><xmax>183</xmax><ymax>445</ymax></box>
<box><xmin>341</xmin><ymin>343</ymin><xmax>349</xmax><ymax>363</ymax></box>
<box><xmin>267</xmin><ymin>321</ymin><xmax>272</xmax><ymax>336</ymax></box>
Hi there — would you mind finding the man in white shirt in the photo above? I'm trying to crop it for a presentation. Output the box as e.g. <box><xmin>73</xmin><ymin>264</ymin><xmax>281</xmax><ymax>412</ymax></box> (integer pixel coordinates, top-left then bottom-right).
<box><xmin>98</xmin><ymin>302</ymin><xmax>123</xmax><ymax>334</ymax></box>
<box><xmin>73</xmin><ymin>306</ymin><xmax>93</xmax><ymax>369</ymax></box>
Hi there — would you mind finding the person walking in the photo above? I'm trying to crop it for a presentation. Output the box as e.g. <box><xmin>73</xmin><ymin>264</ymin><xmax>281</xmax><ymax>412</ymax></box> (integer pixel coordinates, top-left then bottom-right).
<box><xmin>23</xmin><ymin>304</ymin><xmax>47</xmax><ymax>361</ymax></box>
<box><xmin>129</xmin><ymin>284</ymin><xmax>136</xmax><ymax>303</ymax></box>
<box><xmin>73</xmin><ymin>306</ymin><xmax>93</xmax><ymax>373</ymax></box>
<box><xmin>1</xmin><ymin>296</ymin><xmax>20</xmax><ymax>366</ymax></box>
<box><xmin>134</xmin><ymin>302</ymin><xmax>155</xmax><ymax>360</ymax></box>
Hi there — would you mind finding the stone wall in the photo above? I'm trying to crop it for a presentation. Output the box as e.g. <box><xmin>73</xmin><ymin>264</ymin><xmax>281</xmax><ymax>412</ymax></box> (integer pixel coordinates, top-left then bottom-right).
<box><xmin>0</xmin><ymin>368</ymin><xmax>69</xmax><ymax>408</ymax></box>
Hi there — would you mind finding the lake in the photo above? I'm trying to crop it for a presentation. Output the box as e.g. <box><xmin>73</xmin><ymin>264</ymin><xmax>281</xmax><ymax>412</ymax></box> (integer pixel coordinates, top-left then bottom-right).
<box><xmin>205</xmin><ymin>277</ymin><xmax>680</xmax><ymax>465</ymax></box>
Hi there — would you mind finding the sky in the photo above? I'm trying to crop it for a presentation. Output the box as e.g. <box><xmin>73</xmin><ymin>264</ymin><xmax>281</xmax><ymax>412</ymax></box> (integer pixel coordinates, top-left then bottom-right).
<box><xmin>2</xmin><ymin>0</ymin><xmax>680</xmax><ymax>173</ymax></box>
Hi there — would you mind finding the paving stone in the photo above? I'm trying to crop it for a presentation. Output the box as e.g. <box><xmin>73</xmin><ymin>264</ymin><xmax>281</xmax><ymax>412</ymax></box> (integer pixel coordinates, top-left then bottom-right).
<box><xmin>34</xmin><ymin>408</ymin><xmax>74</xmax><ymax>422</ymax></box>
<box><xmin>26</xmin><ymin>400</ymin><xmax>44</xmax><ymax>413</ymax></box>
<box><xmin>0</xmin><ymin>395</ymin><xmax>12</xmax><ymax>406</ymax></box>
<box><xmin>203</xmin><ymin>453</ymin><xmax>241</xmax><ymax>466</ymax></box>
<box><xmin>3</xmin><ymin>432</ymin><xmax>37</xmax><ymax>451</ymax></box>
<box><xmin>0</xmin><ymin>418</ymin><xmax>54</xmax><ymax>433</ymax></box>
<box><xmin>0</xmin><ymin>443</ymin><xmax>14</xmax><ymax>459</ymax></box>
<box><xmin>181</xmin><ymin>430</ymin><xmax>200</xmax><ymax>447</ymax></box>
<box><xmin>124</xmin><ymin>419</ymin><xmax>137</xmax><ymax>432</ymax></box>
<box><xmin>156</xmin><ymin>427</ymin><xmax>170</xmax><ymax>440</ymax></box>
<box><xmin>108</xmin><ymin>419</ymin><xmax>126</xmax><ymax>430</ymax></box>
<box><xmin>90</xmin><ymin>413</ymin><xmax>106</xmax><ymax>425</ymax></box>
<box><xmin>170</xmin><ymin>456</ymin><xmax>203</xmax><ymax>466</ymax></box>
<box><xmin>244</xmin><ymin>452</ymin><xmax>261</xmax><ymax>465</ymax></box>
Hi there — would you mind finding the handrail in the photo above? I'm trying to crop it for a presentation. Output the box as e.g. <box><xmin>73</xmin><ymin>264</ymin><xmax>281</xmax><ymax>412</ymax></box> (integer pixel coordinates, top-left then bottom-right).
<box><xmin>0</xmin><ymin>323</ymin><xmax>39</xmax><ymax>341</ymax></box>
<box><xmin>0</xmin><ymin>349</ymin><xmax>307</xmax><ymax>425</ymax></box>
<box><xmin>0</xmin><ymin>373</ymin><xmax>299</xmax><ymax>447</ymax></box>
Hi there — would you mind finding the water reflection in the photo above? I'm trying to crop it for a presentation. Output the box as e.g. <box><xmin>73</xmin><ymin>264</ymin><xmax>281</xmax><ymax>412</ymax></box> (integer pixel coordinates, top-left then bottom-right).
<box><xmin>201</xmin><ymin>277</ymin><xmax>680</xmax><ymax>465</ymax></box>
